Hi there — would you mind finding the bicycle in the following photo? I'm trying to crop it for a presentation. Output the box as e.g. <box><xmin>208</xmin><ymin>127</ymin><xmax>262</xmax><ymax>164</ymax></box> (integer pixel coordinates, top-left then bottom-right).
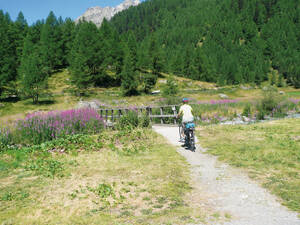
<box><xmin>179</xmin><ymin>122</ymin><xmax>196</xmax><ymax>152</ymax></box>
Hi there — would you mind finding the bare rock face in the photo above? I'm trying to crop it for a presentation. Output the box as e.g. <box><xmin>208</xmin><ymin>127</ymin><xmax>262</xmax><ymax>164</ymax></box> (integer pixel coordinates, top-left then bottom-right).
<box><xmin>76</xmin><ymin>0</ymin><xmax>140</xmax><ymax>27</ymax></box>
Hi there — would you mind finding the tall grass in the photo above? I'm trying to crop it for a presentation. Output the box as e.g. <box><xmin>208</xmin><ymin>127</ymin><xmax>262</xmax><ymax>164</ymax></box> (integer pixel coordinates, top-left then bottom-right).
<box><xmin>1</xmin><ymin>108</ymin><xmax>104</xmax><ymax>146</ymax></box>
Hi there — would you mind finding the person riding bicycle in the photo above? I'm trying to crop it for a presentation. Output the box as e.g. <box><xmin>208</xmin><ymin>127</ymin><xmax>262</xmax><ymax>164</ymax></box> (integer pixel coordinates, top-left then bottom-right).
<box><xmin>178</xmin><ymin>98</ymin><xmax>194</xmax><ymax>143</ymax></box>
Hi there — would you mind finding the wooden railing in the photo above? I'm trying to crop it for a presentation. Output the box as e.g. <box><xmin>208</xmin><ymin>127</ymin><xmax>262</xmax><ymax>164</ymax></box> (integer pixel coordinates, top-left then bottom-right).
<box><xmin>98</xmin><ymin>105</ymin><xmax>179</xmax><ymax>125</ymax></box>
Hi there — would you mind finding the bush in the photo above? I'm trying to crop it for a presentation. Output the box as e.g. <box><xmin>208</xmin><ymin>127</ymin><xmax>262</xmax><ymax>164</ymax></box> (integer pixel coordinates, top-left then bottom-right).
<box><xmin>117</xmin><ymin>110</ymin><xmax>139</xmax><ymax>129</ymax></box>
<box><xmin>256</xmin><ymin>105</ymin><xmax>266</xmax><ymax>120</ymax></box>
<box><xmin>162</xmin><ymin>76</ymin><xmax>178</xmax><ymax>96</ymax></box>
<box><xmin>139</xmin><ymin>112</ymin><xmax>150</xmax><ymax>128</ymax></box>
<box><xmin>142</xmin><ymin>73</ymin><xmax>158</xmax><ymax>94</ymax></box>
<box><xmin>0</xmin><ymin>127</ymin><xmax>12</xmax><ymax>150</ymax></box>
<box><xmin>242</xmin><ymin>104</ymin><xmax>251</xmax><ymax>117</ymax></box>
<box><xmin>256</xmin><ymin>86</ymin><xmax>289</xmax><ymax>119</ymax></box>
<box><xmin>259</xmin><ymin>86</ymin><xmax>280</xmax><ymax>112</ymax></box>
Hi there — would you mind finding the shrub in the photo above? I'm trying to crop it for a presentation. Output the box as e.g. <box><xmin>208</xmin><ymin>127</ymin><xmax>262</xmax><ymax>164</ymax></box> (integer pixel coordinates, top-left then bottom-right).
<box><xmin>117</xmin><ymin>110</ymin><xmax>139</xmax><ymax>129</ymax></box>
<box><xmin>289</xmin><ymin>99</ymin><xmax>300</xmax><ymax>111</ymax></box>
<box><xmin>257</xmin><ymin>86</ymin><xmax>288</xmax><ymax>118</ymax></box>
<box><xmin>242</xmin><ymin>104</ymin><xmax>251</xmax><ymax>117</ymax></box>
<box><xmin>139</xmin><ymin>112</ymin><xmax>150</xmax><ymax>128</ymax></box>
<box><xmin>162</xmin><ymin>76</ymin><xmax>178</xmax><ymax>96</ymax></box>
<box><xmin>142</xmin><ymin>73</ymin><xmax>158</xmax><ymax>94</ymax></box>
<box><xmin>259</xmin><ymin>86</ymin><xmax>280</xmax><ymax>112</ymax></box>
<box><xmin>256</xmin><ymin>107</ymin><xmax>265</xmax><ymax>120</ymax></box>
<box><xmin>0</xmin><ymin>127</ymin><xmax>11</xmax><ymax>149</ymax></box>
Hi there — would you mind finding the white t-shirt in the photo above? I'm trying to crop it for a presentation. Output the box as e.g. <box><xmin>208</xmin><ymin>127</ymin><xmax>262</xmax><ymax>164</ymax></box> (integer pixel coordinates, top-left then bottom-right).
<box><xmin>179</xmin><ymin>104</ymin><xmax>194</xmax><ymax>123</ymax></box>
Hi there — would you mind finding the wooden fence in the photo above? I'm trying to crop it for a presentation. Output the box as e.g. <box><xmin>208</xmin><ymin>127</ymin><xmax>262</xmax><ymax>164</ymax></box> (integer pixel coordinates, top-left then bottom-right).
<box><xmin>98</xmin><ymin>105</ymin><xmax>179</xmax><ymax>125</ymax></box>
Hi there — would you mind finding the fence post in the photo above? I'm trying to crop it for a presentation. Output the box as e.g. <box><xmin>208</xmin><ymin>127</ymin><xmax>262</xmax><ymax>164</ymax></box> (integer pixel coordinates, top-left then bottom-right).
<box><xmin>118</xmin><ymin>109</ymin><xmax>122</xmax><ymax>119</ymax></box>
<box><xmin>111</xmin><ymin>109</ymin><xmax>114</xmax><ymax>122</ymax></box>
<box><xmin>105</xmin><ymin>109</ymin><xmax>108</xmax><ymax>122</ymax></box>
<box><xmin>172</xmin><ymin>106</ymin><xmax>177</xmax><ymax>124</ymax></box>
<box><xmin>160</xmin><ymin>107</ymin><xmax>164</xmax><ymax>124</ymax></box>
<box><xmin>100</xmin><ymin>109</ymin><xmax>103</xmax><ymax>118</ymax></box>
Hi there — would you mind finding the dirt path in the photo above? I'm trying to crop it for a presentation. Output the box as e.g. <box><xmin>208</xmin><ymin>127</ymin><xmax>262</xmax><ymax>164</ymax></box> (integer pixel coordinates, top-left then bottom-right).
<box><xmin>152</xmin><ymin>125</ymin><xmax>300</xmax><ymax>225</ymax></box>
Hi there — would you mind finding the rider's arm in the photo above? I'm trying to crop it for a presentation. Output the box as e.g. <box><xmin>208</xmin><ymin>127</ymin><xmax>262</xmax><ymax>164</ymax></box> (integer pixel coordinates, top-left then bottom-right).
<box><xmin>177</xmin><ymin>107</ymin><xmax>183</xmax><ymax>118</ymax></box>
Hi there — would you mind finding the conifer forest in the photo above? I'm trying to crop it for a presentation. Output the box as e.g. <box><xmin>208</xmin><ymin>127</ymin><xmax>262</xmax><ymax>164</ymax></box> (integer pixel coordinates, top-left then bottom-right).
<box><xmin>0</xmin><ymin>0</ymin><xmax>299</xmax><ymax>100</ymax></box>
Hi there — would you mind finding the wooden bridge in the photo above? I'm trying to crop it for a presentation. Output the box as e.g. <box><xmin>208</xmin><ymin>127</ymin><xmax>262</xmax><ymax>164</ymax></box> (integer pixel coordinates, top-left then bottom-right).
<box><xmin>98</xmin><ymin>105</ymin><xmax>180</xmax><ymax>125</ymax></box>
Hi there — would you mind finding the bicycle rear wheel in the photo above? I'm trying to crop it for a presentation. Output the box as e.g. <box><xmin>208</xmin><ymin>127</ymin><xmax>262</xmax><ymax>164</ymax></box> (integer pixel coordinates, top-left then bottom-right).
<box><xmin>189</xmin><ymin>129</ymin><xmax>196</xmax><ymax>151</ymax></box>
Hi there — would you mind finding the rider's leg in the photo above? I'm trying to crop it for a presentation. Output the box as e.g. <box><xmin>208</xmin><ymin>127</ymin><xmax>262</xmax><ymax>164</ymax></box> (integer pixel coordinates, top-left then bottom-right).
<box><xmin>180</xmin><ymin>124</ymin><xmax>185</xmax><ymax>142</ymax></box>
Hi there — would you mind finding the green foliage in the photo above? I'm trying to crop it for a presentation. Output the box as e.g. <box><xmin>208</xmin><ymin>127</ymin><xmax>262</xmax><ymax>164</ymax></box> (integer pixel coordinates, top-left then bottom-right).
<box><xmin>242</xmin><ymin>104</ymin><xmax>251</xmax><ymax>117</ymax></box>
<box><xmin>110</xmin><ymin>0</ymin><xmax>299</xmax><ymax>87</ymax></box>
<box><xmin>139</xmin><ymin>112</ymin><xmax>150</xmax><ymax>128</ymax></box>
<box><xmin>39</xmin><ymin>11</ymin><xmax>63</xmax><ymax>73</ymax></box>
<box><xmin>89</xmin><ymin>183</ymin><xmax>115</xmax><ymax>199</ymax></box>
<box><xmin>257</xmin><ymin>86</ymin><xmax>282</xmax><ymax>114</ymax></box>
<box><xmin>162</xmin><ymin>76</ymin><xmax>178</xmax><ymax>97</ymax></box>
<box><xmin>121</xmin><ymin>47</ymin><xmax>138</xmax><ymax>96</ymax></box>
<box><xmin>25</xmin><ymin>159</ymin><xmax>64</xmax><ymax>178</ymax></box>
<box><xmin>277</xmin><ymin>74</ymin><xmax>285</xmax><ymax>87</ymax></box>
<box><xmin>255</xmin><ymin>86</ymin><xmax>292</xmax><ymax>119</ymax></box>
<box><xmin>0</xmin><ymin>191</ymin><xmax>29</xmax><ymax>202</ymax></box>
<box><xmin>69</xmin><ymin>21</ymin><xmax>105</xmax><ymax>90</ymax></box>
<box><xmin>141</xmin><ymin>73</ymin><xmax>158</xmax><ymax>94</ymax></box>
<box><xmin>270</xmin><ymin>71</ymin><xmax>277</xmax><ymax>86</ymax></box>
<box><xmin>0</xmin><ymin>11</ymin><xmax>18</xmax><ymax>96</ymax></box>
<box><xmin>117</xmin><ymin>110</ymin><xmax>139</xmax><ymax>129</ymax></box>
<box><xmin>18</xmin><ymin>23</ymin><xmax>49</xmax><ymax>103</ymax></box>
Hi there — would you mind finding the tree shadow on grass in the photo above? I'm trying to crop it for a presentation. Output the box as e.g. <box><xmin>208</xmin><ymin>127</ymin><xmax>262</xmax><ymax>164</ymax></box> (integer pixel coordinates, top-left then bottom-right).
<box><xmin>0</xmin><ymin>96</ymin><xmax>20</xmax><ymax>103</ymax></box>
<box><xmin>36</xmin><ymin>100</ymin><xmax>56</xmax><ymax>105</ymax></box>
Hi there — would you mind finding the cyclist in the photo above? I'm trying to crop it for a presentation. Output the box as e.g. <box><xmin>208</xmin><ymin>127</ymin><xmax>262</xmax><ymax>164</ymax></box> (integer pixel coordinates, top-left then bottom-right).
<box><xmin>178</xmin><ymin>98</ymin><xmax>194</xmax><ymax>144</ymax></box>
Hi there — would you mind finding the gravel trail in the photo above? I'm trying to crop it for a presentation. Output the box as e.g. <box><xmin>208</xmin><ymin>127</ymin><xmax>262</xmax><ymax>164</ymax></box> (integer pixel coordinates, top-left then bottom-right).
<box><xmin>153</xmin><ymin>125</ymin><xmax>300</xmax><ymax>225</ymax></box>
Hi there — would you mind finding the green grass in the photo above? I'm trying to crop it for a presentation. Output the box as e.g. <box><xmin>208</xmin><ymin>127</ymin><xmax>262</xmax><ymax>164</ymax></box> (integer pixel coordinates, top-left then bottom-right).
<box><xmin>1</xmin><ymin>68</ymin><xmax>299</xmax><ymax>126</ymax></box>
<box><xmin>0</xmin><ymin>129</ymin><xmax>209</xmax><ymax>224</ymax></box>
<box><xmin>287</xmin><ymin>91</ymin><xmax>300</xmax><ymax>97</ymax></box>
<box><xmin>197</xmin><ymin>118</ymin><xmax>300</xmax><ymax>213</ymax></box>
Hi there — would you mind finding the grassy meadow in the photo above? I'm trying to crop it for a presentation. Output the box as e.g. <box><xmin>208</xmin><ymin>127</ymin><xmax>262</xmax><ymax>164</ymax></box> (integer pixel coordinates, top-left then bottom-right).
<box><xmin>0</xmin><ymin>69</ymin><xmax>300</xmax><ymax>223</ymax></box>
<box><xmin>0</xmin><ymin>129</ymin><xmax>221</xmax><ymax>225</ymax></box>
<box><xmin>197</xmin><ymin>118</ymin><xmax>300</xmax><ymax>213</ymax></box>
<box><xmin>1</xmin><ymin>69</ymin><xmax>299</xmax><ymax>126</ymax></box>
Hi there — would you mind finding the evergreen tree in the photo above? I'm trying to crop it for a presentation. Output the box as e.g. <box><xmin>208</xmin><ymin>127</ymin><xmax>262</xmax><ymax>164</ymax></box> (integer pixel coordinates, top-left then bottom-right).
<box><xmin>60</xmin><ymin>18</ymin><xmax>75</xmax><ymax>67</ymax></box>
<box><xmin>162</xmin><ymin>75</ymin><xmax>178</xmax><ymax>97</ymax></box>
<box><xmin>69</xmin><ymin>21</ymin><xmax>105</xmax><ymax>90</ymax></box>
<box><xmin>0</xmin><ymin>11</ymin><xmax>16</xmax><ymax>96</ymax></box>
<box><xmin>127</xmin><ymin>32</ymin><xmax>138</xmax><ymax>71</ymax></box>
<box><xmin>39</xmin><ymin>11</ymin><xmax>62</xmax><ymax>74</ymax></box>
<box><xmin>19</xmin><ymin>31</ymin><xmax>48</xmax><ymax>103</ymax></box>
<box><xmin>148</xmin><ymin>36</ymin><xmax>163</xmax><ymax>76</ymax></box>
<box><xmin>12</xmin><ymin>12</ymin><xmax>28</xmax><ymax>67</ymax></box>
<box><xmin>99</xmin><ymin>19</ymin><xmax>124</xmax><ymax>82</ymax></box>
<box><xmin>121</xmin><ymin>46</ymin><xmax>138</xmax><ymax>96</ymax></box>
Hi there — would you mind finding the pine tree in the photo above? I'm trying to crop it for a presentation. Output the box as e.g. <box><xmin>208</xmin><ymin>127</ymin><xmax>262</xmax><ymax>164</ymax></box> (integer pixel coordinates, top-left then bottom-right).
<box><xmin>127</xmin><ymin>32</ymin><xmax>138</xmax><ymax>71</ymax></box>
<box><xmin>148</xmin><ymin>36</ymin><xmax>163</xmax><ymax>76</ymax></box>
<box><xmin>39</xmin><ymin>11</ymin><xmax>62</xmax><ymax>74</ymax></box>
<box><xmin>99</xmin><ymin>19</ymin><xmax>123</xmax><ymax>82</ymax></box>
<box><xmin>69</xmin><ymin>21</ymin><xmax>105</xmax><ymax>90</ymax></box>
<box><xmin>0</xmin><ymin>11</ymin><xmax>16</xmax><ymax>96</ymax></box>
<box><xmin>19</xmin><ymin>32</ymin><xmax>48</xmax><ymax>103</ymax></box>
<box><xmin>60</xmin><ymin>18</ymin><xmax>75</xmax><ymax>67</ymax></box>
<box><xmin>12</xmin><ymin>12</ymin><xmax>28</xmax><ymax>68</ymax></box>
<box><xmin>121</xmin><ymin>46</ymin><xmax>138</xmax><ymax>96</ymax></box>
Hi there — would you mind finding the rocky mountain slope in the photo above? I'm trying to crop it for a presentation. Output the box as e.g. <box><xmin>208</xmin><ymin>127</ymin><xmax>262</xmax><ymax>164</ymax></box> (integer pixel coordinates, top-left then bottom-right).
<box><xmin>76</xmin><ymin>0</ymin><xmax>140</xmax><ymax>27</ymax></box>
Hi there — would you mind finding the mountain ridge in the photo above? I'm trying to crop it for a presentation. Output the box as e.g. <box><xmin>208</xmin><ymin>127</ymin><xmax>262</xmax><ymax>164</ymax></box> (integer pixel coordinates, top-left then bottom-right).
<box><xmin>76</xmin><ymin>0</ymin><xmax>140</xmax><ymax>27</ymax></box>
